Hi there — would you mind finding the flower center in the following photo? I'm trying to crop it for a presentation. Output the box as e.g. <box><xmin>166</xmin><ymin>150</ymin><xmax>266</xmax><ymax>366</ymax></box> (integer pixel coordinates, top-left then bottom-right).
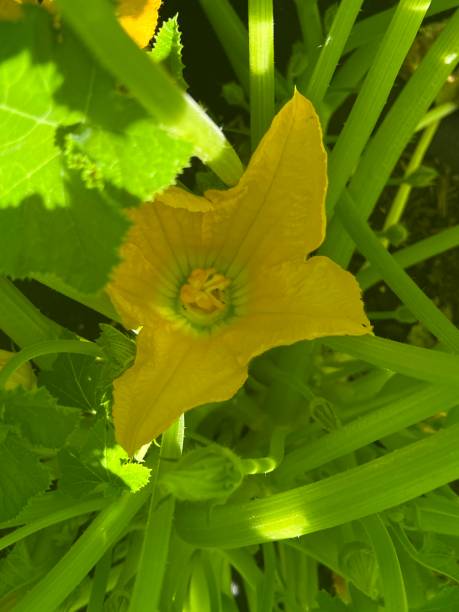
<box><xmin>180</xmin><ymin>268</ymin><xmax>231</xmax><ymax>323</ymax></box>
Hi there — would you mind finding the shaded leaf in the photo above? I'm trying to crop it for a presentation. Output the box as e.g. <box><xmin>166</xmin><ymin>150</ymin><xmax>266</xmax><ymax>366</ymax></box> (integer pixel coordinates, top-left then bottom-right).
<box><xmin>0</xmin><ymin>428</ymin><xmax>50</xmax><ymax>521</ymax></box>
<box><xmin>0</xmin><ymin>387</ymin><xmax>79</xmax><ymax>451</ymax></box>
<box><xmin>0</xmin><ymin>8</ymin><xmax>191</xmax><ymax>208</ymax></box>
<box><xmin>39</xmin><ymin>351</ymin><xmax>106</xmax><ymax>412</ymax></box>
<box><xmin>0</xmin><ymin>177</ymin><xmax>130</xmax><ymax>293</ymax></box>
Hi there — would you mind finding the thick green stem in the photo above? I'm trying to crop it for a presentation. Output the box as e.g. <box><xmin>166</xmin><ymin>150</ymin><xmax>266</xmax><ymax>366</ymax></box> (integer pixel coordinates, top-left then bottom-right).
<box><xmin>176</xmin><ymin>423</ymin><xmax>459</xmax><ymax>548</ymax></box>
<box><xmin>0</xmin><ymin>339</ymin><xmax>102</xmax><ymax>389</ymax></box>
<box><xmin>276</xmin><ymin>383</ymin><xmax>458</xmax><ymax>480</ymax></box>
<box><xmin>326</xmin><ymin>0</ymin><xmax>431</xmax><ymax>217</ymax></box>
<box><xmin>87</xmin><ymin>549</ymin><xmax>113</xmax><ymax>612</ymax></box>
<box><xmin>362</xmin><ymin>515</ymin><xmax>408</xmax><ymax>612</ymax></box>
<box><xmin>306</xmin><ymin>0</ymin><xmax>364</xmax><ymax>106</ymax></box>
<box><xmin>337</xmin><ymin>192</ymin><xmax>459</xmax><ymax>352</ymax></box>
<box><xmin>0</xmin><ymin>498</ymin><xmax>108</xmax><ymax>553</ymax></box>
<box><xmin>13</xmin><ymin>487</ymin><xmax>151</xmax><ymax>612</ymax></box>
<box><xmin>198</xmin><ymin>0</ymin><xmax>289</xmax><ymax>100</ymax></box>
<box><xmin>55</xmin><ymin>0</ymin><xmax>243</xmax><ymax>186</ymax></box>
<box><xmin>248</xmin><ymin>0</ymin><xmax>275</xmax><ymax>149</ymax></box>
<box><xmin>128</xmin><ymin>417</ymin><xmax>184</xmax><ymax>611</ymax></box>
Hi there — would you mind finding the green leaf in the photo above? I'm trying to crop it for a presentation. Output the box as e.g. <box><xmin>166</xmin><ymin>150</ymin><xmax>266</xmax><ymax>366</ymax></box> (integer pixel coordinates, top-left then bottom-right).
<box><xmin>0</xmin><ymin>173</ymin><xmax>130</xmax><ymax>294</ymax></box>
<box><xmin>0</xmin><ymin>387</ymin><xmax>79</xmax><ymax>451</ymax></box>
<box><xmin>0</xmin><ymin>8</ymin><xmax>192</xmax><ymax>208</ymax></box>
<box><xmin>0</xmin><ymin>428</ymin><xmax>50</xmax><ymax>522</ymax></box>
<box><xmin>59</xmin><ymin>419</ymin><xmax>150</xmax><ymax>497</ymax></box>
<box><xmin>38</xmin><ymin>351</ymin><xmax>106</xmax><ymax>412</ymax></box>
<box><xmin>150</xmin><ymin>15</ymin><xmax>187</xmax><ymax>89</ymax></box>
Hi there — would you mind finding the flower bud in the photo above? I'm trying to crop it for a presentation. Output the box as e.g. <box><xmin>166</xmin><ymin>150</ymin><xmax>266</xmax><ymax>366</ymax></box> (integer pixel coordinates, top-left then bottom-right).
<box><xmin>160</xmin><ymin>445</ymin><xmax>244</xmax><ymax>502</ymax></box>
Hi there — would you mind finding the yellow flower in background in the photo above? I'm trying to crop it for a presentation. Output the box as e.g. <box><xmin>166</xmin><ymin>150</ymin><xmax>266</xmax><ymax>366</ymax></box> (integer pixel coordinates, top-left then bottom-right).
<box><xmin>0</xmin><ymin>350</ymin><xmax>36</xmax><ymax>390</ymax></box>
<box><xmin>108</xmin><ymin>92</ymin><xmax>372</xmax><ymax>455</ymax></box>
<box><xmin>117</xmin><ymin>0</ymin><xmax>161</xmax><ymax>48</ymax></box>
<box><xmin>2</xmin><ymin>0</ymin><xmax>160</xmax><ymax>49</ymax></box>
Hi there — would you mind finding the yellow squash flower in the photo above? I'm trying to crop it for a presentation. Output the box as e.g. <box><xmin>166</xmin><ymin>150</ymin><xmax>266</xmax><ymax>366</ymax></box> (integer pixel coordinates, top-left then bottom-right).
<box><xmin>2</xmin><ymin>0</ymin><xmax>160</xmax><ymax>49</ymax></box>
<box><xmin>117</xmin><ymin>0</ymin><xmax>161</xmax><ymax>48</ymax></box>
<box><xmin>108</xmin><ymin>92</ymin><xmax>372</xmax><ymax>455</ymax></box>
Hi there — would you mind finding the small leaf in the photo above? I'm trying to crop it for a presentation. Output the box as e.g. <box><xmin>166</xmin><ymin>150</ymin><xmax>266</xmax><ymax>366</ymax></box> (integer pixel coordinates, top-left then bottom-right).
<box><xmin>59</xmin><ymin>419</ymin><xmax>150</xmax><ymax>497</ymax></box>
<box><xmin>0</xmin><ymin>428</ymin><xmax>50</xmax><ymax>521</ymax></box>
<box><xmin>150</xmin><ymin>15</ymin><xmax>187</xmax><ymax>88</ymax></box>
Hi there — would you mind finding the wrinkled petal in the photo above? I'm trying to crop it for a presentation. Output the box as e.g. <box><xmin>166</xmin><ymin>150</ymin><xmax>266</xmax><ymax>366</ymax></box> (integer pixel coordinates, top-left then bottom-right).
<box><xmin>118</xmin><ymin>0</ymin><xmax>161</xmax><ymax>48</ymax></box>
<box><xmin>107</xmin><ymin>194</ymin><xmax>212</xmax><ymax>328</ymax></box>
<box><xmin>113</xmin><ymin>323</ymin><xmax>247</xmax><ymax>454</ymax></box>
<box><xmin>203</xmin><ymin>91</ymin><xmax>327</xmax><ymax>276</ymax></box>
<box><xmin>223</xmin><ymin>256</ymin><xmax>372</xmax><ymax>363</ymax></box>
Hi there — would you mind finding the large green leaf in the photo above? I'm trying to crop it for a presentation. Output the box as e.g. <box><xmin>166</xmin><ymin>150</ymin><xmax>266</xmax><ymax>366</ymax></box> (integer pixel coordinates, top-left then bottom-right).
<box><xmin>0</xmin><ymin>8</ymin><xmax>192</xmax><ymax>208</ymax></box>
<box><xmin>0</xmin><ymin>7</ymin><xmax>192</xmax><ymax>292</ymax></box>
<box><xmin>0</xmin><ymin>177</ymin><xmax>129</xmax><ymax>293</ymax></box>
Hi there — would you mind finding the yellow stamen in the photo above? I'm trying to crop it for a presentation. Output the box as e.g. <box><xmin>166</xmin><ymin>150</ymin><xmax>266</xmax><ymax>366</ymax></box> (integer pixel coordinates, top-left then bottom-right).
<box><xmin>180</xmin><ymin>268</ymin><xmax>231</xmax><ymax>316</ymax></box>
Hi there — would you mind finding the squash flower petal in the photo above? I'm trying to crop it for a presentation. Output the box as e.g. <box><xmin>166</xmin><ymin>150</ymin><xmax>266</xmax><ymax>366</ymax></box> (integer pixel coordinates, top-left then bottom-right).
<box><xmin>3</xmin><ymin>1</ymin><xmax>160</xmax><ymax>48</ymax></box>
<box><xmin>117</xmin><ymin>0</ymin><xmax>161</xmax><ymax>48</ymax></box>
<box><xmin>108</xmin><ymin>91</ymin><xmax>372</xmax><ymax>455</ymax></box>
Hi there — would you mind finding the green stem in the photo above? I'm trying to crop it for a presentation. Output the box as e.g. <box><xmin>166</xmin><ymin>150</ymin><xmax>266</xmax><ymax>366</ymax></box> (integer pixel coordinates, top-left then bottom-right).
<box><xmin>416</xmin><ymin>101</ymin><xmax>458</xmax><ymax>131</ymax></box>
<box><xmin>306</xmin><ymin>0</ymin><xmax>364</xmax><ymax>106</ymax></box>
<box><xmin>176</xmin><ymin>423</ymin><xmax>459</xmax><ymax>548</ymax></box>
<box><xmin>324</xmin><ymin>335</ymin><xmax>459</xmax><ymax>386</ymax></box>
<box><xmin>256</xmin><ymin>543</ymin><xmax>276</xmax><ymax>612</ymax></box>
<box><xmin>382</xmin><ymin>121</ymin><xmax>439</xmax><ymax>239</ymax></box>
<box><xmin>248</xmin><ymin>0</ymin><xmax>275</xmax><ymax>149</ymax></box>
<box><xmin>357</xmin><ymin>224</ymin><xmax>459</xmax><ymax>291</ymax></box>
<box><xmin>128</xmin><ymin>417</ymin><xmax>185</xmax><ymax>612</ymax></box>
<box><xmin>0</xmin><ymin>339</ymin><xmax>102</xmax><ymax>389</ymax></box>
<box><xmin>276</xmin><ymin>383</ymin><xmax>458</xmax><ymax>480</ymax></box>
<box><xmin>323</xmin><ymin>8</ymin><xmax>459</xmax><ymax>266</ymax></box>
<box><xmin>198</xmin><ymin>0</ymin><xmax>250</xmax><ymax>94</ymax></box>
<box><xmin>13</xmin><ymin>487</ymin><xmax>151</xmax><ymax>612</ymax></box>
<box><xmin>0</xmin><ymin>497</ymin><xmax>108</xmax><ymax>553</ymax></box>
<box><xmin>55</xmin><ymin>0</ymin><xmax>243</xmax><ymax>186</ymax></box>
<box><xmin>0</xmin><ymin>278</ymin><xmax>62</xmax><ymax>366</ymax></box>
<box><xmin>326</xmin><ymin>0</ymin><xmax>431</xmax><ymax>217</ymax></box>
<box><xmin>87</xmin><ymin>548</ymin><xmax>113</xmax><ymax>612</ymax></box>
<box><xmin>198</xmin><ymin>0</ymin><xmax>289</xmax><ymax>100</ymax></box>
<box><xmin>336</xmin><ymin>192</ymin><xmax>459</xmax><ymax>352</ymax></box>
<box><xmin>294</xmin><ymin>0</ymin><xmax>322</xmax><ymax>54</ymax></box>
<box><xmin>362</xmin><ymin>515</ymin><xmax>408</xmax><ymax>612</ymax></box>
<box><xmin>241</xmin><ymin>428</ymin><xmax>288</xmax><ymax>475</ymax></box>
